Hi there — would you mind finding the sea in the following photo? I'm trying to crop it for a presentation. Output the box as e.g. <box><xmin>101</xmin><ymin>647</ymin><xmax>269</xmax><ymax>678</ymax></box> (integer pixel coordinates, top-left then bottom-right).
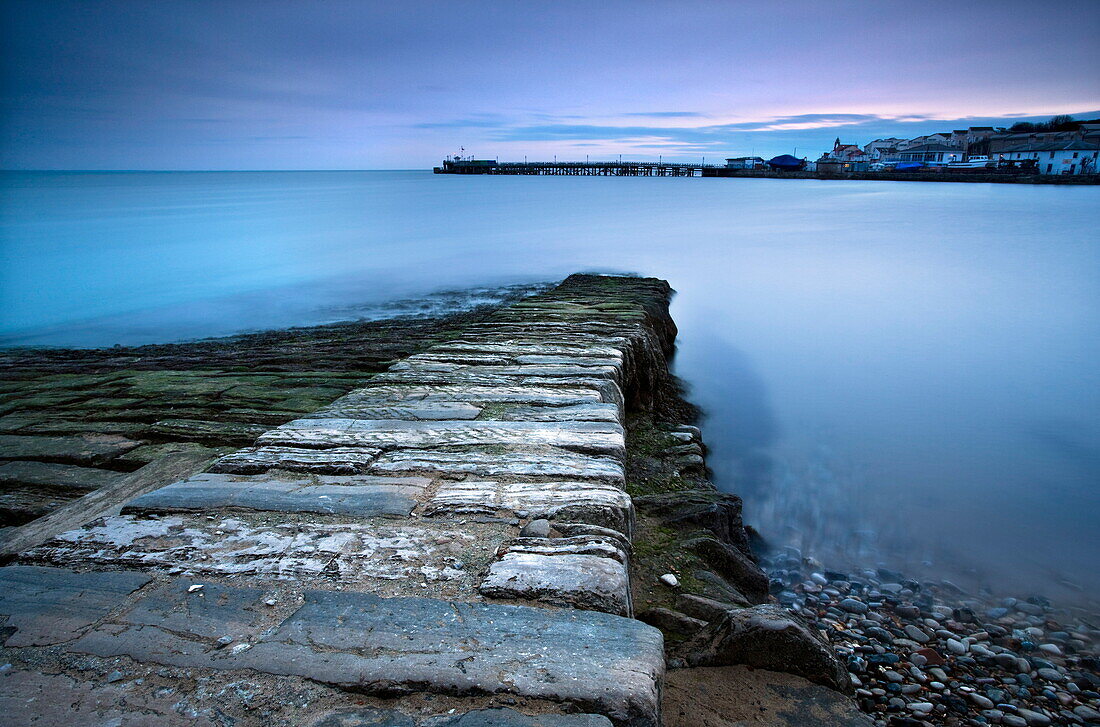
<box><xmin>2</xmin><ymin>170</ymin><xmax>1097</xmax><ymax>601</ymax></box>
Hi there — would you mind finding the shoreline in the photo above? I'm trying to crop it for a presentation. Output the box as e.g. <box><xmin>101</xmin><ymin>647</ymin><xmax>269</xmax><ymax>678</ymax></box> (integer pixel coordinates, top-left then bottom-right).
<box><xmin>0</xmin><ymin>278</ymin><xmax>1096</xmax><ymax>726</ymax></box>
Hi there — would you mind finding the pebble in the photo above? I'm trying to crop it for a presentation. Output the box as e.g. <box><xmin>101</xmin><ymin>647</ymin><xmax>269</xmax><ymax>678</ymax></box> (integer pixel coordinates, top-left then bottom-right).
<box><xmin>187</xmin><ymin>584</ymin><xmax>204</xmax><ymax>593</ymax></box>
<box><xmin>1015</xmin><ymin>708</ymin><xmax>1051</xmax><ymax>725</ymax></box>
<box><xmin>658</xmin><ymin>573</ymin><xmax>679</xmax><ymax>588</ymax></box>
<box><xmin>904</xmin><ymin>624</ymin><xmax>931</xmax><ymax>643</ymax></box>
<box><xmin>947</xmin><ymin>637</ymin><xmax>968</xmax><ymax>654</ymax></box>
<box><xmin>1074</xmin><ymin>705</ymin><xmax>1100</xmax><ymax>720</ymax></box>
<box><xmin>839</xmin><ymin>598</ymin><xmax>869</xmax><ymax>614</ymax></box>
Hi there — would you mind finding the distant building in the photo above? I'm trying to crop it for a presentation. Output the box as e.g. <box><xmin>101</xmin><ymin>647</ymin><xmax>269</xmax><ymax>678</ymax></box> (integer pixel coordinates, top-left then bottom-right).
<box><xmin>829</xmin><ymin>138</ymin><xmax>868</xmax><ymax>162</ymax></box>
<box><xmin>725</xmin><ymin>156</ymin><xmax>765</xmax><ymax>169</ymax></box>
<box><xmin>986</xmin><ymin>126</ymin><xmax>1100</xmax><ymax>156</ymax></box>
<box><xmin>995</xmin><ymin>140</ymin><xmax>1100</xmax><ymax>174</ymax></box>
<box><xmin>864</xmin><ymin>138</ymin><xmax>906</xmax><ymax>160</ymax></box>
<box><xmin>896</xmin><ymin>143</ymin><xmax>965</xmax><ymax>164</ymax></box>
<box><xmin>948</xmin><ymin>127</ymin><xmax>996</xmax><ymax>154</ymax></box>
<box><xmin>907</xmin><ymin>133</ymin><xmax>958</xmax><ymax>149</ymax></box>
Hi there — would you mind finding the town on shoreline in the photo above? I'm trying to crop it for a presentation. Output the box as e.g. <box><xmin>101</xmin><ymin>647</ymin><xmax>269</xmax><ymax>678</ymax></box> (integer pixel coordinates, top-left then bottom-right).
<box><xmin>436</xmin><ymin>115</ymin><xmax>1100</xmax><ymax>182</ymax></box>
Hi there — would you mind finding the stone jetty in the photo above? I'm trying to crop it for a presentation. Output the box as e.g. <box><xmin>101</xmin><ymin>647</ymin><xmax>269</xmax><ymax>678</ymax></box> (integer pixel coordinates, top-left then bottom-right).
<box><xmin>0</xmin><ymin>275</ymin><xmax>710</xmax><ymax>727</ymax></box>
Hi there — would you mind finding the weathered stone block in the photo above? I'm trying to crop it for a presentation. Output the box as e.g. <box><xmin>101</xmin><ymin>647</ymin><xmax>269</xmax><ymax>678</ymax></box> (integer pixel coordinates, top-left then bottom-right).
<box><xmin>123</xmin><ymin>473</ymin><xmax>429</xmax><ymax>517</ymax></box>
<box><xmin>27</xmin><ymin>515</ymin><xmax>475</xmax><ymax>583</ymax></box>
<box><xmin>0</xmin><ymin>434</ymin><xmax>140</xmax><ymax>466</ymax></box>
<box><xmin>480</xmin><ymin>537</ymin><xmax>631</xmax><ymax>616</ymax></box>
<box><xmin>71</xmin><ymin>589</ymin><xmax>663</xmax><ymax>726</ymax></box>
<box><xmin>209</xmin><ymin>445</ymin><xmax>382</xmax><ymax>474</ymax></box>
<box><xmin>0</xmin><ymin>565</ymin><xmax>151</xmax><ymax>646</ymax></box>
<box><xmin>0</xmin><ymin>460</ymin><xmax>121</xmax><ymax>493</ymax></box>
<box><xmin>149</xmin><ymin>419</ymin><xmax>268</xmax><ymax>446</ymax></box>
<box><xmin>339</xmin><ymin>385</ymin><xmax>603</xmax><ymax>407</ymax></box>
<box><xmin>302</xmin><ymin>403</ymin><xmax>483</xmax><ymax>421</ymax></box>
<box><xmin>426</xmin><ymin>481</ymin><xmax>633</xmax><ymax>532</ymax></box>
<box><xmin>261</xmin><ymin>420</ymin><xmax>625</xmax><ymax>458</ymax></box>
<box><xmin>370</xmin><ymin>447</ymin><xmax>624</xmax><ymax>484</ymax></box>
<box><xmin>492</xmin><ymin>403</ymin><xmax>619</xmax><ymax>422</ymax></box>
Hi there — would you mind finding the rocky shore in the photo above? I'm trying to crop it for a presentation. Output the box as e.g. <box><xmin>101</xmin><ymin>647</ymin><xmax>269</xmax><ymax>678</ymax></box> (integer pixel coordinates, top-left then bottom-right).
<box><xmin>759</xmin><ymin>548</ymin><xmax>1100</xmax><ymax>726</ymax></box>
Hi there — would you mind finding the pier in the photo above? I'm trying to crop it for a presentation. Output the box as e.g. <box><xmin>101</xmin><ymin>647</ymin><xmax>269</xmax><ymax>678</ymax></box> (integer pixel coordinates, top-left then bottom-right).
<box><xmin>435</xmin><ymin>158</ymin><xmax>715</xmax><ymax>176</ymax></box>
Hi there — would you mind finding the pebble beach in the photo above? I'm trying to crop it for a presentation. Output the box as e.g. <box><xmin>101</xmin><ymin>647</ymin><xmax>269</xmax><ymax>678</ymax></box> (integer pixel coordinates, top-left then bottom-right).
<box><xmin>764</xmin><ymin>548</ymin><xmax>1100</xmax><ymax>725</ymax></box>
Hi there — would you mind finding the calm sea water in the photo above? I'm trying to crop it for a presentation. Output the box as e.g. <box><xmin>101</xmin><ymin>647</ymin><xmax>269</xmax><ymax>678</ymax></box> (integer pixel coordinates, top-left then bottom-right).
<box><xmin>2</xmin><ymin>170</ymin><xmax>1098</xmax><ymax>599</ymax></box>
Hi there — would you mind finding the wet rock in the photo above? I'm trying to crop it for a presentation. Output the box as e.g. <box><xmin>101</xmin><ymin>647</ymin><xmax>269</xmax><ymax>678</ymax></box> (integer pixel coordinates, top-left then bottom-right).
<box><xmin>677</xmin><ymin>604</ymin><xmax>849</xmax><ymax>691</ymax></box>
<box><xmin>680</xmin><ymin>536</ymin><xmax>768</xmax><ymax>603</ymax></box>
<box><xmin>635</xmin><ymin>607</ymin><xmax>706</xmax><ymax>635</ymax></box>
<box><xmin>675</xmin><ymin>593</ymin><xmax>740</xmax><ymax>623</ymax></box>
<box><xmin>631</xmin><ymin>490</ymin><xmax>752</xmax><ymax>554</ymax></box>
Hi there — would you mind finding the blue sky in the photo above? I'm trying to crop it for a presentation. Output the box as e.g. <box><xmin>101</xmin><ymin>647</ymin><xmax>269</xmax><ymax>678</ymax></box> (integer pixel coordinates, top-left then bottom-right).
<box><xmin>2</xmin><ymin>0</ymin><xmax>1098</xmax><ymax>169</ymax></box>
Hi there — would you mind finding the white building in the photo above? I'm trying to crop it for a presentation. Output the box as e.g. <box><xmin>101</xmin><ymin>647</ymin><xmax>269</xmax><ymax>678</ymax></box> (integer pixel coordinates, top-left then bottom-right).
<box><xmin>896</xmin><ymin>143</ymin><xmax>965</xmax><ymax>164</ymax></box>
<box><xmin>725</xmin><ymin>156</ymin><xmax>765</xmax><ymax>169</ymax></box>
<box><xmin>863</xmin><ymin>138</ymin><xmax>907</xmax><ymax>159</ymax></box>
<box><xmin>996</xmin><ymin>141</ymin><xmax>1100</xmax><ymax>175</ymax></box>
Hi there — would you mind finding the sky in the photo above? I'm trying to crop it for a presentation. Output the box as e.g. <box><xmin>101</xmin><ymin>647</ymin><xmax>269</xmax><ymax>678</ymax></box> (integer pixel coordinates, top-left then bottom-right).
<box><xmin>2</xmin><ymin>0</ymin><xmax>1098</xmax><ymax>170</ymax></box>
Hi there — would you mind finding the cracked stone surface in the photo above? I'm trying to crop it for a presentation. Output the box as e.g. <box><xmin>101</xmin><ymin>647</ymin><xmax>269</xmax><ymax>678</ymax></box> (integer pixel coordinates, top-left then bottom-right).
<box><xmin>67</xmin><ymin>586</ymin><xmax>663</xmax><ymax>725</ymax></box>
<box><xmin>25</xmin><ymin>514</ymin><xmax>482</xmax><ymax>586</ymax></box>
<box><xmin>0</xmin><ymin>565</ymin><xmax>151</xmax><ymax>646</ymax></box>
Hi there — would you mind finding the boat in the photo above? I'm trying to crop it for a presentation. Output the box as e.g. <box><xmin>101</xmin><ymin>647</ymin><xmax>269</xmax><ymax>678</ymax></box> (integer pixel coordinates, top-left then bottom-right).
<box><xmin>894</xmin><ymin>161</ymin><xmax>924</xmax><ymax>171</ymax></box>
<box><xmin>766</xmin><ymin>154</ymin><xmax>806</xmax><ymax>171</ymax></box>
<box><xmin>946</xmin><ymin>155</ymin><xmax>993</xmax><ymax>170</ymax></box>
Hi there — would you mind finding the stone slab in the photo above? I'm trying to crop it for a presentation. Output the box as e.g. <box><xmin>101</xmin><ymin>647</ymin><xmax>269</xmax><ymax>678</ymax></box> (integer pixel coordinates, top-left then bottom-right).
<box><xmin>301</xmin><ymin>403</ymin><xmax>483</xmax><ymax>421</ymax></box>
<box><xmin>480</xmin><ymin>543</ymin><xmax>631</xmax><ymax>616</ymax></box>
<box><xmin>389</xmin><ymin>363</ymin><xmax>620</xmax><ymax>382</ymax></box>
<box><xmin>0</xmin><ymin>565</ymin><xmax>151</xmax><ymax>646</ymax></box>
<box><xmin>426</xmin><ymin>481</ymin><xmax>632</xmax><ymax>532</ymax></box>
<box><xmin>369</xmin><ymin>447</ymin><xmax>624</xmax><ymax>484</ymax></box>
<box><xmin>313</xmin><ymin>708</ymin><xmax>613</xmax><ymax>727</ymax></box>
<box><xmin>338</xmin><ymin>385</ymin><xmax>603</xmax><ymax>407</ymax></box>
<box><xmin>209</xmin><ymin>445</ymin><xmax>383</xmax><ymax>474</ymax></box>
<box><xmin>492</xmin><ymin>403</ymin><xmax>620</xmax><ymax>422</ymax></box>
<box><xmin>26</xmin><ymin>515</ymin><xmax>475</xmax><ymax>583</ymax></box>
<box><xmin>260</xmin><ymin>420</ymin><xmax>624</xmax><ymax>457</ymax></box>
<box><xmin>0</xmin><ymin>460</ymin><xmax>121</xmax><ymax>493</ymax></box>
<box><xmin>148</xmin><ymin>419</ymin><xmax>269</xmax><ymax>446</ymax></box>
<box><xmin>72</xmin><ymin>589</ymin><xmax>663</xmax><ymax>727</ymax></box>
<box><xmin>433</xmin><ymin>342</ymin><xmax>624</xmax><ymax>359</ymax></box>
<box><xmin>123</xmin><ymin>473</ymin><xmax>429</xmax><ymax>517</ymax></box>
<box><xmin>0</xmin><ymin>434</ymin><xmax>140</xmax><ymax>466</ymax></box>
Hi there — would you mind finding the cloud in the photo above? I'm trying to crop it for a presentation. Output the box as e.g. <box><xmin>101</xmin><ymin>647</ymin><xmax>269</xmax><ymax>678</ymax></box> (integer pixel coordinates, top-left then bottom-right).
<box><xmin>622</xmin><ymin>111</ymin><xmax>706</xmax><ymax>118</ymax></box>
